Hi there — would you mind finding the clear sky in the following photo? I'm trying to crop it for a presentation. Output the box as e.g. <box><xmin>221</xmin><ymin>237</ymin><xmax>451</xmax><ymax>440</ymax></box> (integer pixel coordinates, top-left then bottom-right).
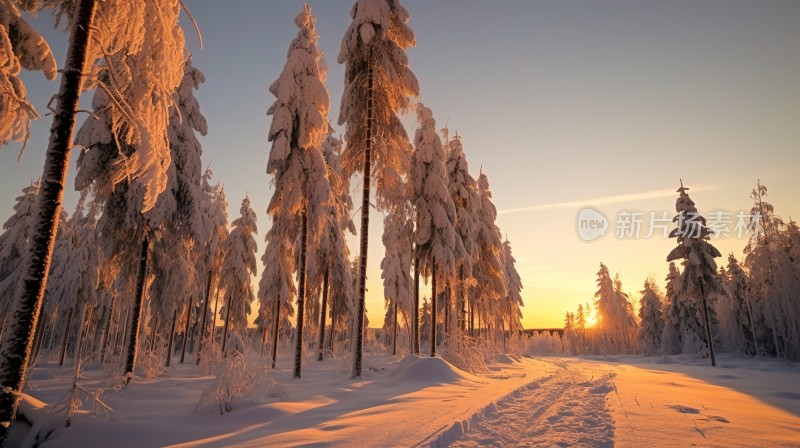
<box><xmin>2</xmin><ymin>0</ymin><xmax>799</xmax><ymax>329</ymax></box>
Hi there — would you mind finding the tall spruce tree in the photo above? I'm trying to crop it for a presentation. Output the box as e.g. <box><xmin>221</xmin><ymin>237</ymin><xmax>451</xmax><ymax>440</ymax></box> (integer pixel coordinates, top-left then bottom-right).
<box><xmin>218</xmin><ymin>196</ymin><xmax>257</xmax><ymax>353</ymax></box>
<box><xmin>261</xmin><ymin>4</ymin><xmax>331</xmax><ymax>378</ymax></box>
<box><xmin>638</xmin><ymin>277</ymin><xmax>665</xmax><ymax>356</ymax></box>
<box><xmin>667</xmin><ymin>181</ymin><xmax>723</xmax><ymax>366</ymax></box>
<box><xmin>410</xmin><ymin>104</ymin><xmax>458</xmax><ymax>357</ymax></box>
<box><xmin>338</xmin><ymin>0</ymin><xmax>419</xmax><ymax>376</ymax></box>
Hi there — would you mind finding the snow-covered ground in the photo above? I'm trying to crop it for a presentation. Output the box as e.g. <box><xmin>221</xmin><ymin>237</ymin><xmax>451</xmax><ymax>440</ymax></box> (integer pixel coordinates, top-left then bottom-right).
<box><xmin>10</xmin><ymin>351</ymin><xmax>800</xmax><ymax>447</ymax></box>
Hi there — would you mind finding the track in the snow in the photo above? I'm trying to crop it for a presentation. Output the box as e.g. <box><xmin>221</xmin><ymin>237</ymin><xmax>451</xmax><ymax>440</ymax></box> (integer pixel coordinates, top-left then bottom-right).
<box><xmin>434</xmin><ymin>360</ymin><xmax>616</xmax><ymax>447</ymax></box>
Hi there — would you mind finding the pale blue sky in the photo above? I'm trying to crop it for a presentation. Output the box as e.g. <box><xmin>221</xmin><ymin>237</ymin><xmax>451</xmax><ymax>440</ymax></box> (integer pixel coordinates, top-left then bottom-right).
<box><xmin>2</xmin><ymin>1</ymin><xmax>799</xmax><ymax>327</ymax></box>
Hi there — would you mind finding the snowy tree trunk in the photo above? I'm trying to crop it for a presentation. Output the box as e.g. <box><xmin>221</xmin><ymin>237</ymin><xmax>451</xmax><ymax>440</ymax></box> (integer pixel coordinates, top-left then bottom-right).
<box><xmin>699</xmin><ymin>283</ymin><xmax>716</xmax><ymax>367</ymax></box>
<box><xmin>29</xmin><ymin>310</ymin><xmax>47</xmax><ymax>368</ymax></box>
<box><xmin>210</xmin><ymin>282</ymin><xmax>221</xmax><ymax>346</ymax></box>
<box><xmin>0</xmin><ymin>0</ymin><xmax>96</xmax><ymax>439</ymax></box>
<box><xmin>166</xmin><ymin>309</ymin><xmax>177</xmax><ymax>368</ymax></box>
<box><xmin>196</xmin><ymin>271</ymin><xmax>212</xmax><ymax>366</ymax></box>
<box><xmin>261</xmin><ymin>323</ymin><xmax>268</xmax><ymax>357</ymax></box>
<box><xmin>116</xmin><ymin>308</ymin><xmax>129</xmax><ymax>359</ymax></box>
<box><xmin>73</xmin><ymin>303</ymin><xmax>88</xmax><ymax>366</ymax></box>
<box><xmin>149</xmin><ymin>315</ymin><xmax>159</xmax><ymax>353</ymax></box>
<box><xmin>392</xmin><ymin>300</ymin><xmax>398</xmax><ymax>356</ymax></box>
<box><xmin>271</xmin><ymin>300</ymin><xmax>280</xmax><ymax>369</ymax></box>
<box><xmin>221</xmin><ymin>294</ymin><xmax>232</xmax><ymax>355</ymax></box>
<box><xmin>431</xmin><ymin>269</ymin><xmax>437</xmax><ymax>358</ymax></box>
<box><xmin>413</xmin><ymin>253</ymin><xmax>420</xmax><ymax>354</ymax></box>
<box><xmin>180</xmin><ymin>295</ymin><xmax>193</xmax><ymax>363</ymax></box>
<box><xmin>125</xmin><ymin>235</ymin><xmax>150</xmax><ymax>384</ymax></box>
<box><xmin>317</xmin><ymin>270</ymin><xmax>329</xmax><ymax>362</ymax></box>
<box><xmin>352</xmin><ymin>52</ymin><xmax>373</xmax><ymax>379</ymax></box>
<box><xmin>329</xmin><ymin>295</ymin><xmax>337</xmax><ymax>357</ymax></box>
<box><xmin>58</xmin><ymin>306</ymin><xmax>75</xmax><ymax>367</ymax></box>
<box><xmin>444</xmin><ymin>282</ymin><xmax>449</xmax><ymax>337</ymax></box>
<box><xmin>100</xmin><ymin>293</ymin><xmax>117</xmax><ymax>363</ymax></box>
<box><xmin>294</xmin><ymin>212</ymin><xmax>309</xmax><ymax>379</ymax></box>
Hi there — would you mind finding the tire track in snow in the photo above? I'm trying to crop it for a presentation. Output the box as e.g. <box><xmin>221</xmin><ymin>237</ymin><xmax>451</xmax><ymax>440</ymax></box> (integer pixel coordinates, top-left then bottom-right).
<box><xmin>433</xmin><ymin>361</ymin><xmax>616</xmax><ymax>447</ymax></box>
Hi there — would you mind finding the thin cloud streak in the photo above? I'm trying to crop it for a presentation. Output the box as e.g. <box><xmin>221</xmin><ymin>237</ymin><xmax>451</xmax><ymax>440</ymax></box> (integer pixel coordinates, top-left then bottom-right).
<box><xmin>499</xmin><ymin>186</ymin><xmax>717</xmax><ymax>215</ymax></box>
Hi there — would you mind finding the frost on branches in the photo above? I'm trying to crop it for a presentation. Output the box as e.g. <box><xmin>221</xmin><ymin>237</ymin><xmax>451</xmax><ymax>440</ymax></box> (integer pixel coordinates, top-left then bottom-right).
<box><xmin>338</xmin><ymin>0</ymin><xmax>419</xmax><ymax>207</ymax></box>
<box><xmin>0</xmin><ymin>0</ymin><xmax>57</xmax><ymax>149</ymax></box>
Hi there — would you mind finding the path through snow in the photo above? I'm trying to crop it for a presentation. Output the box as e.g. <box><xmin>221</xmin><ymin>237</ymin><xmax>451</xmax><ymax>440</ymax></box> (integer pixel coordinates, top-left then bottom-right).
<box><xmin>437</xmin><ymin>360</ymin><xmax>616</xmax><ymax>447</ymax></box>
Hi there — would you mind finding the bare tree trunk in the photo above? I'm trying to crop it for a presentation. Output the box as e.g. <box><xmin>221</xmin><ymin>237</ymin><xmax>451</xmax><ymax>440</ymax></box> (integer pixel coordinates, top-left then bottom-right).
<box><xmin>196</xmin><ymin>271</ymin><xmax>212</xmax><ymax>366</ymax></box>
<box><xmin>125</xmin><ymin>235</ymin><xmax>150</xmax><ymax>384</ymax></box>
<box><xmin>166</xmin><ymin>309</ymin><xmax>177</xmax><ymax>368</ymax></box>
<box><xmin>413</xmin><ymin>253</ymin><xmax>420</xmax><ymax>354</ymax></box>
<box><xmin>0</xmin><ymin>1</ymin><xmax>96</xmax><ymax>439</ymax></box>
<box><xmin>180</xmin><ymin>295</ymin><xmax>193</xmax><ymax>363</ymax></box>
<box><xmin>317</xmin><ymin>269</ymin><xmax>329</xmax><ymax>361</ymax></box>
<box><xmin>58</xmin><ymin>306</ymin><xmax>75</xmax><ymax>367</ymax></box>
<box><xmin>431</xmin><ymin>268</ymin><xmax>437</xmax><ymax>358</ymax></box>
<box><xmin>294</xmin><ymin>211</ymin><xmax>308</xmax><ymax>379</ymax></box>
<box><xmin>271</xmin><ymin>299</ymin><xmax>280</xmax><ymax>369</ymax></box>
<box><xmin>352</xmin><ymin>50</ymin><xmax>374</xmax><ymax>379</ymax></box>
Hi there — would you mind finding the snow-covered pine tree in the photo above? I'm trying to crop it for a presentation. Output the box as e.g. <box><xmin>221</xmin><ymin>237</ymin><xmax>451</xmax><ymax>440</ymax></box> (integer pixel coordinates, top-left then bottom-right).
<box><xmin>719</xmin><ymin>254</ymin><xmax>756</xmax><ymax>355</ymax></box>
<box><xmin>637</xmin><ymin>277</ymin><xmax>665</xmax><ymax>356</ymax></box>
<box><xmin>0</xmin><ymin>1</ymin><xmax>95</xmax><ymax>436</ymax></box>
<box><xmin>147</xmin><ymin>58</ymin><xmax>208</xmax><ymax>366</ymax></box>
<box><xmin>0</xmin><ymin>9</ymin><xmax>191</xmax><ymax>434</ymax></box>
<box><xmin>381</xmin><ymin>199</ymin><xmax>413</xmax><ymax>355</ymax></box>
<box><xmin>593</xmin><ymin>264</ymin><xmax>638</xmax><ymax>354</ymax></box>
<box><xmin>259</xmin><ymin>230</ymin><xmax>296</xmax><ymax>370</ymax></box>
<box><xmin>667</xmin><ymin>181</ymin><xmax>723</xmax><ymax>366</ymax></box>
<box><xmin>0</xmin><ymin>181</ymin><xmax>38</xmax><ymax>324</ymax></box>
<box><xmin>261</xmin><ymin>4</ymin><xmax>331</xmax><ymax>378</ymax></box>
<box><xmin>45</xmin><ymin>194</ymin><xmax>104</xmax><ymax>366</ymax></box>
<box><xmin>743</xmin><ymin>181</ymin><xmax>800</xmax><ymax>360</ymax></box>
<box><xmin>196</xmin><ymin>170</ymin><xmax>229</xmax><ymax>365</ymax></box>
<box><xmin>411</xmin><ymin>104</ymin><xmax>459</xmax><ymax>357</ymax></box>
<box><xmin>0</xmin><ymin>0</ymin><xmax>57</xmax><ymax>148</ymax></box>
<box><xmin>444</xmin><ymin>132</ymin><xmax>480</xmax><ymax>334</ymax></box>
<box><xmin>563</xmin><ymin>312</ymin><xmax>576</xmax><ymax>355</ymax></box>
<box><xmin>218</xmin><ymin>196</ymin><xmax>257</xmax><ymax>354</ymax></box>
<box><xmin>471</xmin><ymin>171</ymin><xmax>508</xmax><ymax>343</ymax></box>
<box><xmin>502</xmin><ymin>238</ymin><xmax>524</xmax><ymax>337</ymax></box>
<box><xmin>661</xmin><ymin>262</ymin><xmax>683</xmax><ymax>355</ymax></box>
<box><xmin>308</xmin><ymin>134</ymin><xmax>354</xmax><ymax>361</ymax></box>
<box><xmin>339</xmin><ymin>0</ymin><xmax>419</xmax><ymax>377</ymax></box>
